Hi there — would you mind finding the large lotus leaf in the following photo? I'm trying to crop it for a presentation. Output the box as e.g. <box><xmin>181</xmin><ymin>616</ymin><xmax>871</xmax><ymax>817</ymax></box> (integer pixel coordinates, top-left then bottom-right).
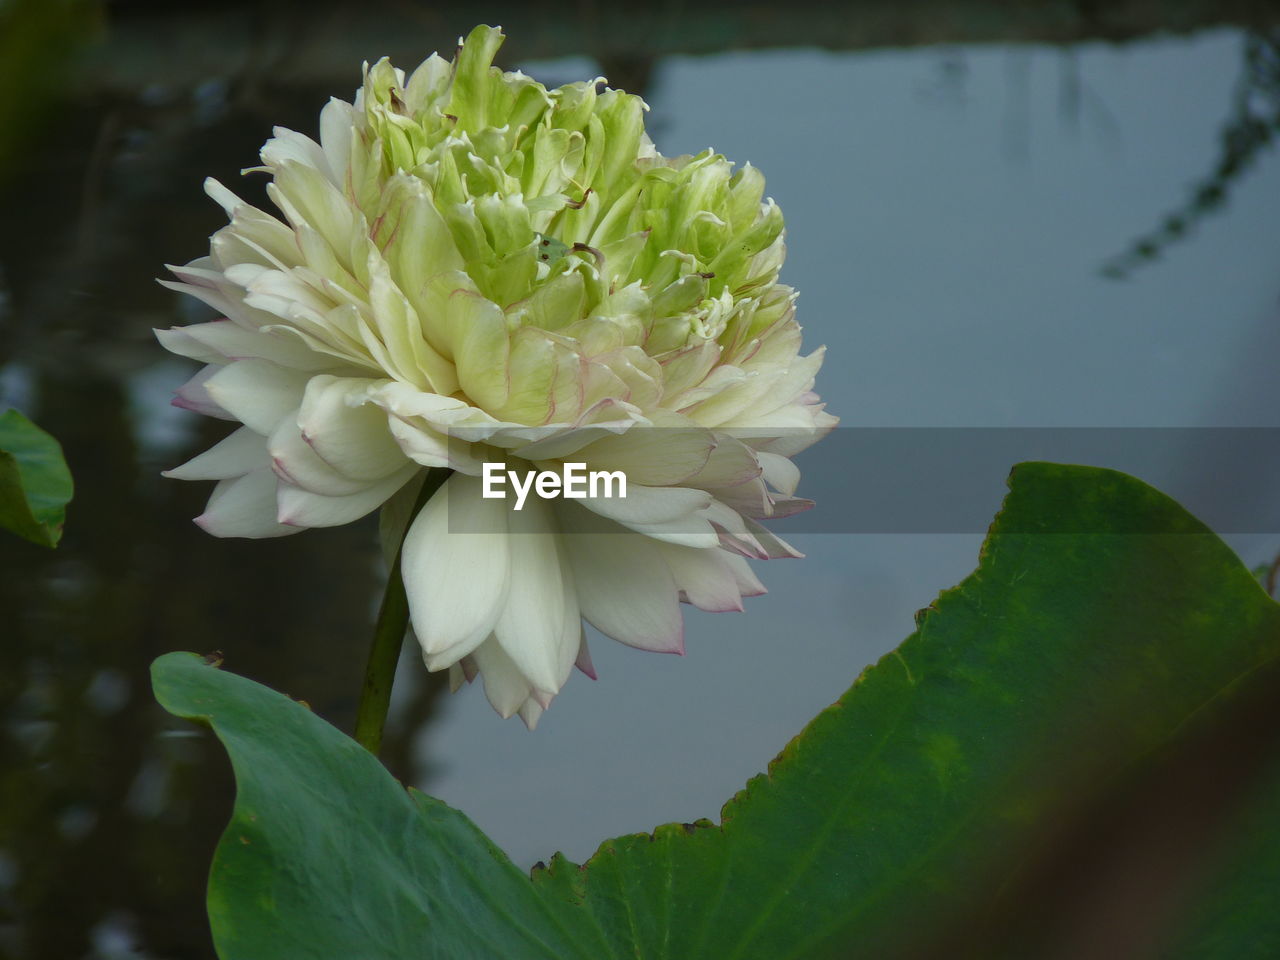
<box><xmin>1159</xmin><ymin>730</ymin><xmax>1280</xmax><ymax>958</ymax></box>
<box><xmin>0</xmin><ymin>408</ymin><xmax>73</xmax><ymax>547</ymax></box>
<box><xmin>152</xmin><ymin>462</ymin><xmax>1280</xmax><ymax>959</ymax></box>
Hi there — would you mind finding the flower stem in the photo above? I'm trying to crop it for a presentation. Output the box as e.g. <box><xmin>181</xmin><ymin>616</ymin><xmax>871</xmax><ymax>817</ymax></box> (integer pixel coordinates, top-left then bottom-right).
<box><xmin>354</xmin><ymin>467</ymin><xmax>451</xmax><ymax>756</ymax></box>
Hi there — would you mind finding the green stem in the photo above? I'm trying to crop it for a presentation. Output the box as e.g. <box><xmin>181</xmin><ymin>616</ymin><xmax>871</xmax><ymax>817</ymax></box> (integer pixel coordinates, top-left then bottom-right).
<box><xmin>354</xmin><ymin>467</ymin><xmax>451</xmax><ymax>756</ymax></box>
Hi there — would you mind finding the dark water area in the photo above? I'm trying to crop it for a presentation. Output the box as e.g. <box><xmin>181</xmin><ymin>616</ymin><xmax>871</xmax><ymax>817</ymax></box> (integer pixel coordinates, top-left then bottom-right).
<box><xmin>2</xmin><ymin>2</ymin><xmax>1279</xmax><ymax>957</ymax></box>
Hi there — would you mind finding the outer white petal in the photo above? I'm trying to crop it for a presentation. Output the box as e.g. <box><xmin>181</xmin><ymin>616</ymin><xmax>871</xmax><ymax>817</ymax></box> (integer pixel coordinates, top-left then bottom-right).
<box><xmin>402</xmin><ymin>474</ymin><xmax>511</xmax><ymax>668</ymax></box>
<box><xmin>183</xmin><ymin>318</ymin><xmax>334</xmax><ymax>371</ymax></box>
<box><xmin>558</xmin><ymin>504</ymin><xmax>682</xmax><ymax>653</ymax></box>
<box><xmin>155</xmin><ymin>325</ymin><xmax>226</xmax><ymax>364</ymax></box>
<box><xmin>276</xmin><ymin>463</ymin><xmax>418</xmax><ymax>527</ymax></box>
<box><xmin>447</xmin><ymin>660</ymin><xmax>467</xmax><ymax>694</ymax></box>
<box><xmin>508</xmin><ymin>421</ymin><xmax>638</xmax><ymax>462</ymax></box>
<box><xmin>576</xmin><ymin>483</ymin><xmax>712</xmax><ymax>527</ymax></box>
<box><xmin>318</xmin><ymin>98</ymin><xmax>354</xmax><ymax>189</ymax></box>
<box><xmin>757</xmin><ymin>450</ymin><xmax>801</xmax><ymax>496</ymax></box>
<box><xmin>386</xmin><ymin>417</ymin><xmax>474</xmax><ymax>473</ymax></box>
<box><xmin>297</xmin><ymin>376</ymin><xmax>408</xmax><ymax>481</ymax></box>
<box><xmin>726</xmin><ymin>553</ymin><xmax>767</xmax><ymax>597</ymax></box>
<box><xmin>492</xmin><ymin>496</ymin><xmax>575</xmax><ymax>695</ymax></box>
<box><xmin>572</xmin><ymin>426</ymin><xmax>714</xmax><ymax>486</ymax></box>
<box><xmin>173</xmin><ymin>366</ymin><xmax>236</xmax><ymax>420</ymax></box>
<box><xmin>262</xmin><ymin>126</ymin><xmax>334</xmax><ymax>181</ymax></box>
<box><xmin>743</xmin><ymin>517</ymin><xmax>805</xmax><ymax>560</ymax></box>
<box><xmin>575</xmin><ymin>634</ymin><xmax>598</xmax><ymax>679</ymax></box>
<box><xmin>658</xmin><ymin>543</ymin><xmax>749</xmax><ymax>613</ymax></box>
<box><xmin>469</xmin><ymin>637</ymin><xmax>535</xmax><ymax>719</ymax></box>
<box><xmin>371</xmin><ymin>381</ymin><xmax>472</xmax><ymax>419</ymax></box>
<box><xmin>608</xmin><ymin>514</ymin><xmax>721</xmax><ymax>548</ymax></box>
<box><xmin>164</xmin><ymin>426</ymin><xmax>267</xmax><ymax>481</ymax></box>
<box><xmin>686</xmin><ymin>435</ymin><xmax>763</xmax><ymax>488</ymax></box>
<box><xmin>195</xmin><ymin>468</ymin><xmax>301</xmax><ymax>538</ymax></box>
<box><xmin>203</xmin><ymin>359</ymin><xmax>311</xmax><ymax>435</ymax></box>
<box><xmin>517</xmin><ymin>698</ymin><xmax>545</xmax><ymax>730</ymax></box>
<box><xmin>158</xmin><ymin>269</ymin><xmax>240</xmax><ymax>320</ymax></box>
<box><xmin>704</xmin><ymin>501</ymin><xmax>803</xmax><ymax>559</ymax></box>
<box><xmin>267</xmin><ymin>419</ymin><xmax>370</xmax><ymax>497</ymax></box>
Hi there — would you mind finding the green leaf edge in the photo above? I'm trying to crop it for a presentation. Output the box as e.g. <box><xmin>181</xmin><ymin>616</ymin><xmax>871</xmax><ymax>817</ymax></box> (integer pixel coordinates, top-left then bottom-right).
<box><xmin>0</xmin><ymin>408</ymin><xmax>73</xmax><ymax>547</ymax></box>
<box><xmin>151</xmin><ymin>461</ymin><xmax>1280</xmax><ymax>960</ymax></box>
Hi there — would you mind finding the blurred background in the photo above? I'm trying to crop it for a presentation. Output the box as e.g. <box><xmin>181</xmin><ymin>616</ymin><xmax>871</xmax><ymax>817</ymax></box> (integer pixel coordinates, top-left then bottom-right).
<box><xmin>2</xmin><ymin>1</ymin><xmax>1280</xmax><ymax>957</ymax></box>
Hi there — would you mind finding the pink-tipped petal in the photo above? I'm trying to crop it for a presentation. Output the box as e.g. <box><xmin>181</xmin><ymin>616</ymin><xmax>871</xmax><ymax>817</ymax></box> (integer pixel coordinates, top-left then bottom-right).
<box><xmin>574</xmin><ymin>635</ymin><xmax>597</xmax><ymax>680</ymax></box>
<box><xmin>298</xmin><ymin>376</ymin><xmax>409</xmax><ymax>481</ymax></box>
<box><xmin>725</xmin><ymin>554</ymin><xmax>767</xmax><ymax>598</ymax></box>
<box><xmin>268</xmin><ymin>418</ymin><xmax>371</xmax><ymax>497</ymax></box>
<box><xmin>758</xmin><ymin>450</ymin><xmax>801</xmax><ymax>496</ymax></box>
<box><xmin>559</xmin><ymin>504</ymin><xmax>683</xmax><ymax>654</ymax></box>
<box><xmin>275</xmin><ymin>463</ymin><xmax>417</xmax><ymax>528</ymax></box>
<box><xmin>203</xmin><ymin>359</ymin><xmax>310</xmax><ymax>435</ymax></box>
<box><xmin>657</xmin><ymin>542</ymin><xmax>749</xmax><ymax>613</ymax></box>
<box><xmin>173</xmin><ymin>366</ymin><xmax>236</xmax><ymax>420</ymax></box>
<box><xmin>195</xmin><ymin>468</ymin><xmax>300</xmax><ymax>539</ymax></box>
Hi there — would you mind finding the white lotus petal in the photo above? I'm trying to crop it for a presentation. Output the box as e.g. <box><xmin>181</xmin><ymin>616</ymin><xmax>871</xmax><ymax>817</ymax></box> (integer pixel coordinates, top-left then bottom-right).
<box><xmin>276</xmin><ymin>463</ymin><xmax>417</xmax><ymax>528</ymax></box>
<box><xmin>402</xmin><ymin>474</ymin><xmax>511</xmax><ymax>666</ymax></box>
<box><xmin>706</xmin><ymin>476</ymin><xmax>772</xmax><ymax>520</ymax></box>
<box><xmin>184</xmin><ymin>318</ymin><xmax>335</xmax><ymax>371</ymax></box>
<box><xmin>612</xmin><ymin>514</ymin><xmax>720</xmax><ymax>548</ymax></box>
<box><xmin>724</xmin><ymin>553</ymin><xmax>767</xmax><ymax>597</ymax></box>
<box><xmin>577</xmin><ymin>483</ymin><xmax>711</xmax><ymax>527</ymax></box>
<box><xmin>573</xmin><ymin>426</ymin><xmax>714</xmax><ymax>486</ymax></box>
<box><xmin>267</xmin><ymin>419</ymin><xmax>370</xmax><ymax>497</ymax></box>
<box><xmin>470</xmin><ymin>637</ymin><xmax>534</xmax><ymax>719</ymax></box>
<box><xmin>371</xmin><ymin>380</ymin><xmax>471</xmax><ymax>420</ymax></box>
<box><xmin>560</xmin><ymin>505</ymin><xmax>682</xmax><ymax>653</ymax></box>
<box><xmin>173</xmin><ymin>366</ymin><xmax>236</xmax><ymax>420</ymax></box>
<box><xmin>385</xmin><ymin>417</ymin><xmax>481</xmax><ymax>473</ymax></box>
<box><xmin>155</xmin><ymin>324</ymin><xmax>227</xmax><ymax>364</ymax></box>
<box><xmin>517</xmin><ymin>698</ymin><xmax>545</xmax><ymax>730</ymax></box>
<box><xmin>164</xmin><ymin>426</ymin><xmax>266</xmax><ymax>481</ymax></box>
<box><xmin>262</xmin><ymin>127</ymin><xmax>333</xmax><ymax>181</ymax></box>
<box><xmin>318</xmin><ymin>98</ymin><xmax>354</xmax><ymax>189</ymax></box>
<box><xmin>203</xmin><ymin>177</ymin><xmax>243</xmax><ymax>218</ymax></box>
<box><xmin>195</xmin><ymin>468</ymin><xmax>300</xmax><ymax>538</ymax></box>
<box><xmin>687</xmin><ymin>435</ymin><xmax>763</xmax><ymax>489</ymax></box>
<box><xmin>758</xmin><ymin>450</ymin><xmax>801</xmax><ymax>496</ymax></box>
<box><xmin>297</xmin><ymin>375</ymin><xmax>408</xmax><ymax>481</ymax></box>
<box><xmin>508</xmin><ymin>421</ymin><xmax>639</xmax><ymax>461</ymax></box>
<box><xmin>448</xmin><ymin>661</ymin><xmax>466</xmax><ymax>694</ymax></box>
<box><xmin>766</xmin><ymin>496</ymin><xmax>814</xmax><ymax>519</ymax></box>
<box><xmin>575</xmin><ymin>634</ymin><xmax>597</xmax><ymax>679</ymax></box>
<box><xmin>203</xmin><ymin>359</ymin><xmax>310</xmax><ymax>435</ymax></box>
<box><xmin>659</xmin><ymin>542</ymin><xmax>748</xmax><ymax>613</ymax></box>
<box><xmin>743</xmin><ymin>517</ymin><xmax>805</xmax><ymax>559</ymax></box>
<box><xmin>492</xmin><ymin>496</ymin><xmax>573</xmax><ymax>695</ymax></box>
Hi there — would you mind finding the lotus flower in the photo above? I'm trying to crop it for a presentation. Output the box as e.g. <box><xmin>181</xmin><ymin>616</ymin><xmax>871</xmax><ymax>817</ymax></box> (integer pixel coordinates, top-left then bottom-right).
<box><xmin>158</xmin><ymin>25</ymin><xmax>836</xmax><ymax>727</ymax></box>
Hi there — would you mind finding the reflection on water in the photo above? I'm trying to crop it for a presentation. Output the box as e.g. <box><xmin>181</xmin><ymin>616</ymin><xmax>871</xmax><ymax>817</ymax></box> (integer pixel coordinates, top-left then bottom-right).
<box><xmin>1</xmin><ymin>4</ymin><xmax>1278</xmax><ymax>957</ymax></box>
<box><xmin>1103</xmin><ymin>27</ymin><xmax>1280</xmax><ymax>277</ymax></box>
